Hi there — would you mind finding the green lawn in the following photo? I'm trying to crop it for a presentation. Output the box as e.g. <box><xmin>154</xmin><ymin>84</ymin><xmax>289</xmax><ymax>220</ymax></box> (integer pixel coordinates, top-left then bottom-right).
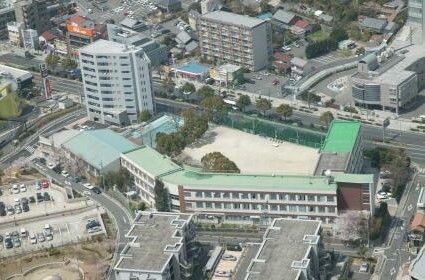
<box><xmin>0</xmin><ymin>91</ymin><xmax>23</xmax><ymax>119</ymax></box>
<box><xmin>308</xmin><ymin>31</ymin><xmax>329</xmax><ymax>41</ymax></box>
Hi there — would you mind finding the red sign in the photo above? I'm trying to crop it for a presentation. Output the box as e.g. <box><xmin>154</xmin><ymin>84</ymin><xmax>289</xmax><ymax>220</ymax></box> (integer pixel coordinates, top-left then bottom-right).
<box><xmin>66</xmin><ymin>25</ymin><xmax>95</xmax><ymax>37</ymax></box>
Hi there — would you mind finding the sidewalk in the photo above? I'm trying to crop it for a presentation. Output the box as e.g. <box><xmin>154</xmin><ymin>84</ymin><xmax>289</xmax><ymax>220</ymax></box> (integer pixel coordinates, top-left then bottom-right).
<box><xmin>153</xmin><ymin>74</ymin><xmax>423</xmax><ymax>134</ymax></box>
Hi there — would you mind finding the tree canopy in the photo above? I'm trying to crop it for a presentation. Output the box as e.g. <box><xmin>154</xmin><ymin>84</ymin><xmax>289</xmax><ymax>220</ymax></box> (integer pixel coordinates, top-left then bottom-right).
<box><xmin>319</xmin><ymin>111</ymin><xmax>334</xmax><ymax>125</ymax></box>
<box><xmin>154</xmin><ymin>179</ymin><xmax>170</xmax><ymax>212</ymax></box>
<box><xmin>236</xmin><ymin>95</ymin><xmax>251</xmax><ymax>112</ymax></box>
<box><xmin>45</xmin><ymin>53</ymin><xmax>61</xmax><ymax>69</ymax></box>
<box><xmin>180</xmin><ymin>82</ymin><xmax>196</xmax><ymax>95</ymax></box>
<box><xmin>104</xmin><ymin>168</ymin><xmax>133</xmax><ymax>192</ymax></box>
<box><xmin>138</xmin><ymin>109</ymin><xmax>152</xmax><ymax>123</ymax></box>
<box><xmin>201</xmin><ymin>152</ymin><xmax>240</xmax><ymax>173</ymax></box>
<box><xmin>196</xmin><ymin>85</ymin><xmax>215</xmax><ymax>100</ymax></box>
<box><xmin>180</xmin><ymin>109</ymin><xmax>209</xmax><ymax>144</ymax></box>
<box><xmin>162</xmin><ymin>77</ymin><xmax>175</xmax><ymax>93</ymax></box>
<box><xmin>61</xmin><ymin>57</ymin><xmax>77</xmax><ymax>71</ymax></box>
<box><xmin>276</xmin><ymin>104</ymin><xmax>293</xmax><ymax>120</ymax></box>
<box><xmin>156</xmin><ymin>132</ymin><xmax>186</xmax><ymax>156</ymax></box>
<box><xmin>256</xmin><ymin>97</ymin><xmax>272</xmax><ymax>116</ymax></box>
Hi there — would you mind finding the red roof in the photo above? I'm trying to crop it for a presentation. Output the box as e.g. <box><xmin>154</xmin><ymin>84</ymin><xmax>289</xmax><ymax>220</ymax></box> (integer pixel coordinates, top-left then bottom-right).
<box><xmin>66</xmin><ymin>15</ymin><xmax>88</xmax><ymax>25</ymax></box>
<box><xmin>273</xmin><ymin>61</ymin><xmax>290</xmax><ymax>70</ymax></box>
<box><xmin>295</xmin><ymin>19</ymin><xmax>309</xmax><ymax>28</ymax></box>
<box><xmin>411</xmin><ymin>213</ymin><xmax>425</xmax><ymax>232</ymax></box>
<box><xmin>40</xmin><ymin>31</ymin><xmax>57</xmax><ymax>42</ymax></box>
<box><xmin>273</xmin><ymin>52</ymin><xmax>293</xmax><ymax>63</ymax></box>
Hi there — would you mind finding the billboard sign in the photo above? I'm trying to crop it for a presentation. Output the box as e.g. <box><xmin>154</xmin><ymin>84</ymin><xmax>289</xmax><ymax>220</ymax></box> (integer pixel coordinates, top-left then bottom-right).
<box><xmin>66</xmin><ymin>25</ymin><xmax>94</xmax><ymax>37</ymax></box>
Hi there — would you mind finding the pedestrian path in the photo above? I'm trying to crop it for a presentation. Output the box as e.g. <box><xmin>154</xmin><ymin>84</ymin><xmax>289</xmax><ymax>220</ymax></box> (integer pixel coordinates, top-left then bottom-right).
<box><xmin>25</xmin><ymin>144</ymin><xmax>37</xmax><ymax>154</ymax></box>
<box><xmin>311</xmin><ymin>53</ymin><xmax>347</xmax><ymax>65</ymax></box>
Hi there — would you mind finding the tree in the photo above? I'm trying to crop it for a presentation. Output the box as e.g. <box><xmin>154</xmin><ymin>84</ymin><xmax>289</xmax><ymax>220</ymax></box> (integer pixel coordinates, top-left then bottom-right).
<box><xmin>200</xmin><ymin>96</ymin><xmax>227</xmax><ymax>120</ymax></box>
<box><xmin>188</xmin><ymin>2</ymin><xmax>201</xmax><ymax>12</ymax></box>
<box><xmin>162</xmin><ymin>35</ymin><xmax>177</xmax><ymax>49</ymax></box>
<box><xmin>236</xmin><ymin>95</ymin><xmax>251</xmax><ymax>112</ymax></box>
<box><xmin>256</xmin><ymin>97</ymin><xmax>272</xmax><ymax>116</ymax></box>
<box><xmin>180</xmin><ymin>82</ymin><xmax>196</xmax><ymax>95</ymax></box>
<box><xmin>154</xmin><ymin>179</ymin><xmax>170</xmax><ymax>212</ymax></box>
<box><xmin>196</xmin><ymin>85</ymin><xmax>214</xmax><ymax>101</ymax></box>
<box><xmin>104</xmin><ymin>168</ymin><xmax>133</xmax><ymax>192</ymax></box>
<box><xmin>180</xmin><ymin>109</ymin><xmax>209</xmax><ymax>144</ymax></box>
<box><xmin>330</xmin><ymin>28</ymin><xmax>349</xmax><ymax>42</ymax></box>
<box><xmin>156</xmin><ymin>132</ymin><xmax>186</xmax><ymax>156</ymax></box>
<box><xmin>45</xmin><ymin>53</ymin><xmax>61</xmax><ymax>70</ymax></box>
<box><xmin>201</xmin><ymin>152</ymin><xmax>240</xmax><ymax>173</ymax></box>
<box><xmin>0</xmin><ymin>169</ymin><xmax>3</xmax><ymax>185</ymax></box>
<box><xmin>320</xmin><ymin>111</ymin><xmax>334</xmax><ymax>126</ymax></box>
<box><xmin>61</xmin><ymin>57</ymin><xmax>77</xmax><ymax>71</ymax></box>
<box><xmin>357</xmin><ymin>245</ymin><xmax>368</xmax><ymax>259</ymax></box>
<box><xmin>334</xmin><ymin>211</ymin><xmax>368</xmax><ymax>242</ymax></box>
<box><xmin>356</xmin><ymin>47</ymin><xmax>365</xmax><ymax>56</ymax></box>
<box><xmin>162</xmin><ymin>77</ymin><xmax>175</xmax><ymax>93</ymax></box>
<box><xmin>138</xmin><ymin>109</ymin><xmax>152</xmax><ymax>123</ymax></box>
<box><xmin>276</xmin><ymin>104</ymin><xmax>293</xmax><ymax>120</ymax></box>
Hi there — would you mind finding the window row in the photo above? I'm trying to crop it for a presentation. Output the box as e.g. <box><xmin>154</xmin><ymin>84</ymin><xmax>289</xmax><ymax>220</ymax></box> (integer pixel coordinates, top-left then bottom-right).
<box><xmin>187</xmin><ymin>202</ymin><xmax>337</xmax><ymax>213</ymax></box>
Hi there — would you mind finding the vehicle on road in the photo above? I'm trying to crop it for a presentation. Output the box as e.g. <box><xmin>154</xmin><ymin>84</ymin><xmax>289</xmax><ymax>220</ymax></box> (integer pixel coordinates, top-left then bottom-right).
<box><xmin>359</xmin><ymin>262</ymin><xmax>369</xmax><ymax>273</ymax></box>
<box><xmin>61</xmin><ymin>170</ymin><xmax>70</xmax><ymax>178</ymax></box>
<box><xmin>83</xmin><ymin>183</ymin><xmax>95</xmax><ymax>190</ymax></box>
<box><xmin>92</xmin><ymin>187</ymin><xmax>102</xmax><ymax>194</ymax></box>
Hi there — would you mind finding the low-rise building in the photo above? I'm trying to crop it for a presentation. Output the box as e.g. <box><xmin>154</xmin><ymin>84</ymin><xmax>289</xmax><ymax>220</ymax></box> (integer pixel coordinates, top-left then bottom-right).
<box><xmin>7</xmin><ymin>22</ymin><xmax>24</xmax><ymax>46</ymax></box>
<box><xmin>200</xmin><ymin>0</ymin><xmax>221</xmax><ymax>14</ymax></box>
<box><xmin>0</xmin><ymin>0</ymin><xmax>16</xmax><ymax>40</ymax></box>
<box><xmin>244</xmin><ymin>219</ymin><xmax>322</xmax><ymax>280</ymax></box>
<box><xmin>62</xmin><ymin>128</ymin><xmax>139</xmax><ymax>176</ymax></box>
<box><xmin>0</xmin><ymin>64</ymin><xmax>33</xmax><ymax>89</ymax></box>
<box><xmin>114</xmin><ymin>211</ymin><xmax>196</xmax><ymax>280</ymax></box>
<box><xmin>360</xmin><ymin>18</ymin><xmax>389</xmax><ymax>34</ymax></box>
<box><xmin>209</xmin><ymin>64</ymin><xmax>244</xmax><ymax>86</ymax></box>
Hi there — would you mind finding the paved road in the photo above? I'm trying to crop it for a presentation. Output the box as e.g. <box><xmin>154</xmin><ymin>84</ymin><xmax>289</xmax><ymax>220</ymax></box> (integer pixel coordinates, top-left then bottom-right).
<box><xmin>378</xmin><ymin>172</ymin><xmax>425</xmax><ymax>279</ymax></box>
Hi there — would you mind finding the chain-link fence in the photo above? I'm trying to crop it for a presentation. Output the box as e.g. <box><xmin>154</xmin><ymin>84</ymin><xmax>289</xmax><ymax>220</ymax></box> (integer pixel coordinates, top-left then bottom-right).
<box><xmin>214</xmin><ymin>111</ymin><xmax>325</xmax><ymax>149</ymax></box>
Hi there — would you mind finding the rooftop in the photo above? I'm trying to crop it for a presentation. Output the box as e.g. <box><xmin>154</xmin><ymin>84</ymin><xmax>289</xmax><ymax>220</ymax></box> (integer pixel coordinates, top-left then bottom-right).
<box><xmin>79</xmin><ymin>39</ymin><xmax>143</xmax><ymax>54</ymax></box>
<box><xmin>245</xmin><ymin>219</ymin><xmax>321</xmax><ymax>280</ymax></box>
<box><xmin>122</xmin><ymin>146</ymin><xmax>182</xmax><ymax>177</ymax></box>
<box><xmin>410</xmin><ymin>246</ymin><xmax>425</xmax><ymax>279</ymax></box>
<box><xmin>272</xmin><ymin>10</ymin><xmax>296</xmax><ymax>24</ymax></box>
<box><xmin>201</xmin><ymin>11</ymin><xmax>265</xmax><ymax>28</ymax></box>
<box><xmin>63</xmin><ymin>129</ymin><xmax>138</xmax><ymax>170</ymax></box>
<box><xmin>320</xmin><ymin>121</ymin><xmax>361</xmax><ymax>153</ymax></box>
<box><xmin>411</xmin><ymin>213</ymin><xmax>425</xmax><ymax>232</ymax></box>
<box><xmin>0</xmin><ymin>64</ymin><xmax>33</xmax><ymax>82</ymax></box>
<box><xmin>175</xmin><ymin>62</ymin><xmax>210</xmax><ymax>75</ymax></box>
<box><xmin>115</xmin><ymin>212</ymin><xmax>193</xmax><ymax>272</ymax></box>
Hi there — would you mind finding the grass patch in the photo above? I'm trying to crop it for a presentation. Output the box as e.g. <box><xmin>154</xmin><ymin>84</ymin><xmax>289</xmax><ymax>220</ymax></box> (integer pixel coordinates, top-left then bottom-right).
<box><xmin>0</xmin><ymin>91</ymin><xmax>24</xmax><ymax>119</ymax></box>
<box><xmin>308</xmin><ymin>31</ymin><xmax>328</xmax><ymax>41</ymax></box>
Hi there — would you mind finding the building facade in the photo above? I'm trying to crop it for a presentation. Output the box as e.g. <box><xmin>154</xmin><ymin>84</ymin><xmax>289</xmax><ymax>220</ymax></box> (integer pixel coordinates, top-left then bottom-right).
<box><xmin>7</xmin><ymin>21</ymin><xmax>24</xmax><ymax>46</ymax></box>
<box><xmin>114</xmin><ymin>212</ymin><xmax>197</xmax><ymax>280</ymax></box>
<box><xmin>79</xmin><ymin>39</ymin><xmax>154</xmax><ymax>126</ymax></box>
<box><xmin>408</xmin><ymin>0</ymin><xmax>425</xmax><ymax>43</ymax></box>
<box><xmin>0</xmin><ymin>1</ymin><xmax>16</xmax><ymax>40</ymax></box>
<box><xmin>197</xmin><ymin>11</ymin><xmax>272</xmax><ymax>71</ymax></box>
<box><xmin>13</xmin><ymin>0</ymin><xmax>50</xmax><ymax>35</ymax></box>
<box><xmin>121</xmin><ymin>143</ymin><xmax>375</xmax><ymax>226</ymax></box>
<box><xmin>66</xmin><ymin>16</ymin><xmax>106</xmax><ymax>57</ymax></box>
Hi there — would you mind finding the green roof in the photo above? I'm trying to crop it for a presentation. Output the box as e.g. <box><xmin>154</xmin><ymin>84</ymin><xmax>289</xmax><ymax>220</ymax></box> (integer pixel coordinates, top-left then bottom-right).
<box><xmin>334</xmin><ymin>173</ymin><xmax>374</xmax><ymax>184</ymax></box>
<box><xmin>162</xmin><ymin>170</ymin><xmax>337</xmax><ymax>192</ymax></box>
<box><xmin>360</xmin><ymin>53</ymin><xmax>378</xmax><ymax>65</ymax></box>
<box><xmin>122</xmin><ymin>146</ymin><xmax>182</xmax><ymax>176</ymax></box>
<box><xmin>320</xmin><ymin>121</ymin><xmax>361</xmax><ymax>152</ymax></box>
<box><xmin>62</xmin><ymin>129</ymin><xmax>138</xmax><ymax>170</ymax></box>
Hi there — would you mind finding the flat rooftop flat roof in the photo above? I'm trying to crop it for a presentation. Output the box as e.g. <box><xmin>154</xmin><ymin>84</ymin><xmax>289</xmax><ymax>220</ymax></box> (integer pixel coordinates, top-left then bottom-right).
<box><xmin>321</xmin><ymin>121</ymin><xmax>360</xmax><ymax>153</ymax></box>
<box><xmin>200</xmin><ymin>11</ymin><xmax>265</xmax><ymax>28</ymax></box>
<box><xmin>79</xmin><ymin>39</ymin><xmax>142</xmax><ymax>54</ymax></box>
<box><xmin>177</xmin><ymin>125</ymin><xmax>320</xmax><ymax>176</ymax></box>
<box><xmin>245</xmin><ymin>219</ymin><xmax>321</xmax><ymax>280</ymax></box>
<box><xmin>115</xmin><ymin>212</ymin><xmax>192</xmax><ymax>272</ymax></box>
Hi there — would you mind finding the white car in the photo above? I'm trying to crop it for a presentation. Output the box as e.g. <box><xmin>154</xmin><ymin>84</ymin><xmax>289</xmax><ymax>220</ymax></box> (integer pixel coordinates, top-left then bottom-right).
<box><xmin>61</xmin><ymin>170</ymin><xmax>70</xmax><ymax>178</ymax></box>
<box><xmin>281</xmin><ymin>45</ymin><xmax>291</xmax><ymax>52</ymax></box>
<box><xmin>20</xmin><ymin>184</ymin><xmax>27</xmax><ymax>192</ymax></box>
<box><xmin>29</xmin><ymin>233</ymin><xmax>37</xmax><ymax>244</ymax></box>
<box><xmin>214</xmin><ymin>271</ymin><xmax>232</xmax><ymax>277</ymax></box>
<box><xmin>11</xmin><ymin>185</ymin><xmax>20</xmax><ymax>194</ymax></box>
<box><xmin>47</xmin><ymin>163</ymin><xmax>55</xmax><ymax>169</ymax></box>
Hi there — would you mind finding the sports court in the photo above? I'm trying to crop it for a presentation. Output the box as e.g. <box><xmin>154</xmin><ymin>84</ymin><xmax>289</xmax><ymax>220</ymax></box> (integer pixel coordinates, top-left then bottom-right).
<box><xmin>178</xmin><ymin>125</ymin><xmax>320</xmax><ymax>175</ymax></box>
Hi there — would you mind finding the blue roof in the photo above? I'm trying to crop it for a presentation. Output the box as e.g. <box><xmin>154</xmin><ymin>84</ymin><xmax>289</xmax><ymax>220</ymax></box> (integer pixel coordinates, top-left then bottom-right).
<box><xmin>257</xmin><ymin>12</ymin><xmax>273</xmax><ymax>20</ymax></box>
<box><xmin>63</xmin><ymin>129</ymin><xmax>138</xmax><ymax>170</ymax></box>
<box><xmin>176</xmin><ymin>62</ymin><xmax>210</xmax><ymax>75</ymax></box>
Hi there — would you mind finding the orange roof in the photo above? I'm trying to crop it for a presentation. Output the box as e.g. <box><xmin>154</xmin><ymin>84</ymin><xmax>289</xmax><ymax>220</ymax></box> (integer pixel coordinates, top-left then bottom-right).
<box><xmin>295</xmin><ymin>19</ymin><xmax>309</xmax><ymax>28</ymax></box>
<box><xmin>273</xmin><ymin>61</ymin><xmax>290</xmax><ymax>70</ymax></box>
<box><xmin>66</xmin><ymin>15</ymin><xmax>88</xmax><ymax>25</ymax></box>
<box><xmin>273</xmin><ymin>52</ymin><xmax>293</xmax><ymax>62</ymax></box>
<box><xmin>411</xmin><ymin>213</ymin><xmax>425</xmax><ymax>232</ymax></box>
<box><xmin>40</xmin><ymin>31</ymin><xmax>57</xmax><ymax>41</ymax></box>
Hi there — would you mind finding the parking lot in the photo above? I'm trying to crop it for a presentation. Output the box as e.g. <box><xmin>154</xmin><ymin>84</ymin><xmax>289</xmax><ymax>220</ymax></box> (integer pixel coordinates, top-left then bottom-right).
<box><xmin>0</xmin><ymin>207</ymin><xmax>104</xmax><ymax>258</ymax></box>
<box><xmin>212</xmin><ymin>248</ymin><xmax>243</xmax><ymax>280</ymax></box>
<box><xmin>0</xmin><ymin>179</ymin><xmax>89</xmax><ymax>223</ymax></box>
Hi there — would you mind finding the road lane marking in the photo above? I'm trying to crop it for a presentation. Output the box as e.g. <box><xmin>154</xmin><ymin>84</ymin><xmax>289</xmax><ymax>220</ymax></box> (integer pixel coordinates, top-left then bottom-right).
<box><xmin>122</xmin><ymin>216</ymin><xmax>127</xmax><ymax>224</ymax></box>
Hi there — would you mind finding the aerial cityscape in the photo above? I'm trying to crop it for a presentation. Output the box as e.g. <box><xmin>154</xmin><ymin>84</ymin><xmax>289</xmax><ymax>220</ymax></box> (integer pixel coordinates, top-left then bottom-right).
<box><xmin>0</xmin><ymin>0</ymin><xmax>425</xmax><ymax>279</ymax></box>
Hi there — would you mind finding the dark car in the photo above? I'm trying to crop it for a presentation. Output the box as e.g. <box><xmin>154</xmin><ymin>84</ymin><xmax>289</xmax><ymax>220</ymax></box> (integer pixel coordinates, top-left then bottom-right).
<box><xmin>28</xmin><ymin>196</ymin><xmax>36</xmax><ymax>204</ymax></box>
<box><xmin>72</xmin><ymin>176</ymin><xmax>81</xmax><ymax>183</ymax></box>
<box><xmin>0</xmin><ymin>208</ymin><xmax>5</xmax><ymax>216</ymax></box>
<box><xmin>4</xmin><ymin>237</ymin><xmax>13</xmax><ymax>249</ymax></box>
<box><xmin>21</xmin><ymin>197</ymin><xmax>28</xmax><ymax>204</ymax></box>
<box><xmin>245</xmin><ymin>79</ymin><xmax>256</xmax><ymax>84</ymax></box>
<box><xmin>227</xmin><ymin>244</ymin><xmax>243</xmax><ymax>251</ymax></box>
<box><xmin>52</xmin><ymin>166</ymin><xmax>62</xmax><ymax>174</ymax></box>
<box><xmin>22</xmin><ymin>202</ymin><xmax>29</xmax><ymax>212</ymax></box>
<box><xmin>36</xmin><ymin>192</ymin><xmax>44</xmax><ymax>202</ymax></box>
<box><xmin>0</xmin><ymin>234</ymin><xmax>3</xmax><ymax>242</ymax></box>
<box><xmin>403</xmin><ymin>232</ymin><xmax>411</xmax><ymax>242</ymax></box>
<box><xmin>92</xmin><ymin>187</ymin><xmax>102</xmax><ymax>194</ymax></box>
<box><xmin>43</xmin><ymin>192</ymin><xmax>51</xmax><ymax>201</ymax></box>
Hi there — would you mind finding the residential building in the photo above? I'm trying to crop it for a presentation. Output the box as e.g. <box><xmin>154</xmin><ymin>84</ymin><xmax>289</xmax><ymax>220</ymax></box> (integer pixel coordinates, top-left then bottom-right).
<box><xmin>197</xmin><ymin>11</ymin><xmax>272</xmax><ymax>71</ymax></box>
<box><xmin>121</xmin><ymin>146</ymin><xmax>375</xmax><ymax>225</ymax></box>
<box><xmin>66</xmin><ymin>16</ymin><xmax>106</xmax><ymax>57</ymax></box>
<box><xmin>209</xmin><ymin>64</ymin><xmax>244</xmax><ymax>86</ymax></box>
<box><xmin>360</xmin><ymin>18</ymin><xmax>389</xmax><ymax>34</ymax></box>
<box><xmin>200</xmin><ymin>0</ymin><xmax>221</xmax><ymax>14</ymax></box>
<box><xmin>62</xmin><ymin>128</ymin><xmax>138</xmax><ymax>176</ymax></box>
<box><xmin>315</xmin><ymin>121</ymin><xmax>364</xmax><ymax>175</ymax></box>
<box><xmin>244</xmin><ymin>219</ymin><xmax>322</xmax><ymax>280</ymax></box>
<box><xmin>408</xmin><ymin>0</ymin><xmax>425</xmax><ymax>43</ymax></box>
<box><xmin>22</xmin><ymin>28</ymin><xmax>38</xmax><ymax>49</ymax></box>
<box><xmin>152</xmin><ymin>0</ymin><xmax>181</xmax><ymax>13</ymax></box>
<box><xmin>107</xmin><ymin>23</ymin><xmax>168</xmax><ymax>66</ymax></box>
<box><xmin>188</xmin><ymin>9</ymin><xmax>200</xmax><ymax>30</ymax></box>
<box><xmin>351</xmin><ymin>44</ymin><xmax>425</xmax><ymax>113</ymax></box>
<box><xmin>272</xmin><ymin>10</ymin><xmax>299</xmax><ymax>28</ymax></box>
<box><xmin>7</xmin><ymin>22</ymin><xmax>24</xmax><ymax>46</ymax></box>
<box><xmin>0</xmin><ymin>0</ymin><xmax>16</xmax><ymax>40</ymax></box>
<box><xmin>114</xmin><ymin>212</ymin><xmax>197</xmax><ymax>280</ymax></box>
<box><xmin>79</xmin><ymin>39</ymin><xmax>154</xmax><ymax>126</ymax></box>
<box><xmin>13</xmin><ymin>0</ymin><xmax>50</xmax><ymax>35</ymax></box>
<box><xmin>39</xmin><ymin>30</ymin><xmax>68</xmax><ymax>56</ymax></box>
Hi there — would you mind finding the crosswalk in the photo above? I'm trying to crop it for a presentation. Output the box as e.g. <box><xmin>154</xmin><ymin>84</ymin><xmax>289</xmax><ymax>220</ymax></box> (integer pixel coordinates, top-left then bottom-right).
<box><xmin>311</xmin><ymin>53</ymin><xmax>347</xmax><ymax>65</ymax></box>
<box><xmin>25</xmin><ymin>144</ymin><xmax>37</xmax><ymax>154</ymax></box>
<box><xmin>418</xmin><ymin>168</ymin><xmax>425</xmax><ymax>175</ymax></box>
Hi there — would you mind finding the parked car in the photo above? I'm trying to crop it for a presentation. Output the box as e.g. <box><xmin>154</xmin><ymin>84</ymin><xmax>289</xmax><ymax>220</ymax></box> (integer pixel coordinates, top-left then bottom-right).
<box><xmin>281</xmin><ymin>45</ymin><xmax>291</xmax><ymax>52</ymax></box>
<box><xmin>359</xmin><ymin>262</ymin><xmax>369</xmax><ymax>273</ymax></box>
<box><xmin>4</xmin><ymin>237</ymin><xmax>13</xmax><ymax>249</ymax></box>
<box><xmin>28</xmin><ymin>196</ymin><xmax>36</xmax><ymax>204</ymax></box>
<box><xmin>29</xmin><ymin>233</ymin><xmax>37</xmax><ymax>244</ymax></box>
<box><xmin>227</xmin><ymin>244</ymin><xmax>242</xmax><ymax>251</ymax></box>
<box><xmin>14</xmin><ymin>204</ymin><xmax>22</xmax><ymax>214</ymax></box>
<box><xmin>11</xmin><ymin>185</ymin><xmax>19</xmax><ymax>194</ymax></box>
<box><xmin>245</xmin><ymin>79</ymin><xmax>255</xmax><ymax>84</ymax></box>
<box><xmin>20</xmin><ymin>228</ymin><xmax>28</xmax><ymax>237</ymax></box>
<box><xmin>20</xmin><ymin>184</ymin><xmax>27</xmax><ymax>192</ymax></box>
<box><xmin>36</xmin><ymin>192</ymin><xmax>43</xmax><ymax>202</ymax></box>
<box><xmin>92</xmin><ymin>187</ymin><xmax>102</xmax><ymax>194</ymax></box>
<box><xmin>37</xmin><ymin>233</ymin><xmax>45</xmax><ymax>242</ymax></box>
<box><xmin>61</xmin><ymin>170</ymin><xmax>70</xmax><ymax>178</ymax></box>
<box><xmin>214</xmin><ymin>271</ymin><xmax>232</xmax><ymax>277</ymax></box>
<box><xmin>222</xmin><ymin>254</ymin><xmax>237</xmax><ymax>261</ymax></box>
<box><xmin>22</xmin><ymin>202</ymin><xmax>29</xmax><ymax>212</ymax></box>
<box><xmin>6</xmin><ymin>206</ymin><xmax>14</xmax><ymax>215</ymax></box>
<box><xmin>41</xmin><ymin>179</ymin><xmax>49</xmax><ymax>188</ymax></box>
<box><xmin>43</xmin><ymin>192</ymin><xmax>51</xmax><ymax>201</ymax></box>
